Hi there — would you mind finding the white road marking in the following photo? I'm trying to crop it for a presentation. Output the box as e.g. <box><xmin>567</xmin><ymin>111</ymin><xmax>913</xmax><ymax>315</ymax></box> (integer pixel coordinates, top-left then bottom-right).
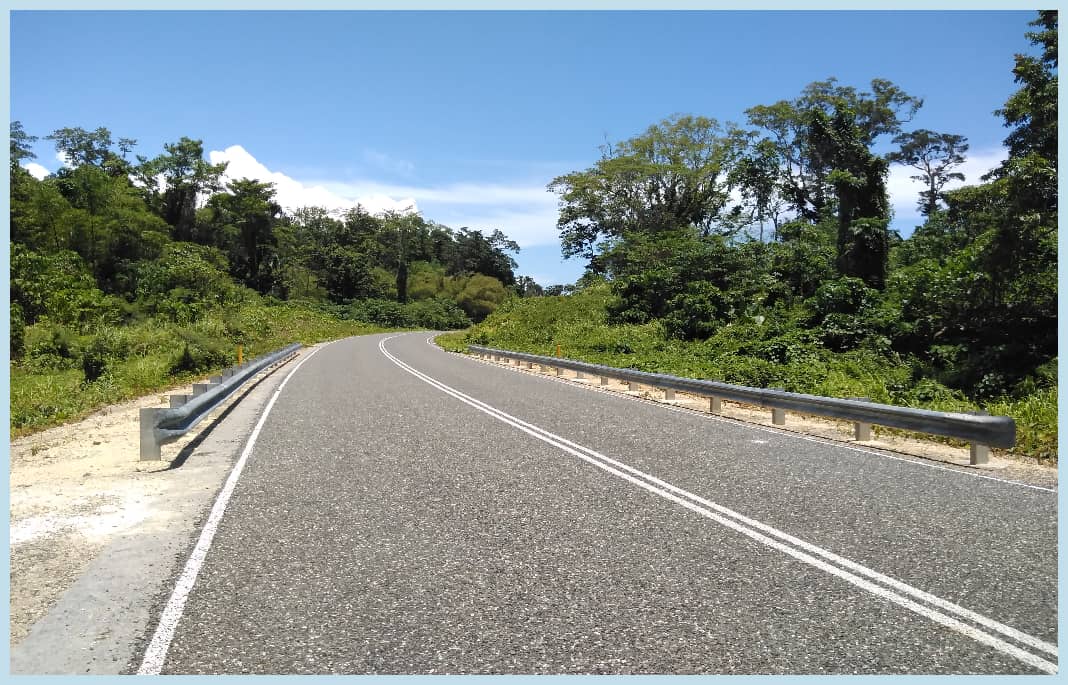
<box><xmin>137</xmin><ymin>344</ymin><xmax>328</xmax><ymax>675</ymax></box>
<box><xmin>387</xmin><ymin>334</ymin><xmax>1058</xmax><ymax>673</ymax></box>
<box><xmin>439</xmin><ymin>339</ymin><xmax>1055</xmax><ymax>494</ymax></box>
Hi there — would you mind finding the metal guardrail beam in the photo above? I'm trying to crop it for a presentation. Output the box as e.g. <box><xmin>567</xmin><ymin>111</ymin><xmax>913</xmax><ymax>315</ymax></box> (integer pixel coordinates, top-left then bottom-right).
<box><xmin>467</xmin><ymin>345</ymin><xmax>1015</xmax><ymax>461</ymax></box>
<box><xmin>139</xmin><ymin>343</ymin><xmax>302</xmax><ymax>460</ymax></box>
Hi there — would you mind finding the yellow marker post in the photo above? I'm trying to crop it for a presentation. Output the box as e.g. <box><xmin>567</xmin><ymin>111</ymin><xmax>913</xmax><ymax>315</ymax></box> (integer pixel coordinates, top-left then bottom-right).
<box><xmin>237</xmin><ymin>345</ymin><xmax>244</xmax><ymax>365</ymax></box>
<box><xmin>556</xmin><ymin>344</ymin><xmax>561</xmax><ymax>357</ymax></box>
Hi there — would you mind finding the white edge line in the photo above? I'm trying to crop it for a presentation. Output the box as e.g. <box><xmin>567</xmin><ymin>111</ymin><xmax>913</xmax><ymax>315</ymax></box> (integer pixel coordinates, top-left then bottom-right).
<box><xmin>416</xmin><ymin>337</ymin><xmax>1058</xmax><ymax>659</ymax></box>
<box><xmin>389</xmin><ymin>334</ymin><xmax>1057</xmax><ymax>673</ymax></box>
<box><xmin>440</xmin><ymin>344</ymin><xmax>1050</xmax><ymax>493</ymax></box>
<box><xmin>137</xmin><ymin>343</ymin><xmax>328</xmax><ymax>675</ymax></box>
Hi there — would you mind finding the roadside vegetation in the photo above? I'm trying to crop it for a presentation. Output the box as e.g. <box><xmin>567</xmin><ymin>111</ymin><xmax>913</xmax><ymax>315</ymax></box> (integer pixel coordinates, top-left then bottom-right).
<box><xmin>440</xmin><ymin>13</ymin><xmax>1058</xmax><ymax>463</ymax></box>
<box><xmin>11</xmin><ymin>129</ymin><xmax>524</xmax><ymax>436</ymax></box>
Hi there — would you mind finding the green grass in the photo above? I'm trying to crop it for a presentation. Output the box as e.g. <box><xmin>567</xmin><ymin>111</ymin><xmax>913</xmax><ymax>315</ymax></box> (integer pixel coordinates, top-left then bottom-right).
<box><xmin>437</xmin><ymin>286</ymin><xmax>1057</xmax><ymax>462</ymax></box>
<box><xmin>11</xmin><ymin>301</ymin><xmax>395</xmax><ymax>438</ymax></box>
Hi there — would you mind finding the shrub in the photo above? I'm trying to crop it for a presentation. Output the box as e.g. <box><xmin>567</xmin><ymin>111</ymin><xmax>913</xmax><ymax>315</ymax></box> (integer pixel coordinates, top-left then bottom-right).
<box><xmin>169</xmin><ymin>330</ymin><xmax>230</xmax><ymax>376</ymax></box>
<box><xmin>10</xmin><ymin>303</ymin><xmax>25</xmax><ymax>360</ymax></box>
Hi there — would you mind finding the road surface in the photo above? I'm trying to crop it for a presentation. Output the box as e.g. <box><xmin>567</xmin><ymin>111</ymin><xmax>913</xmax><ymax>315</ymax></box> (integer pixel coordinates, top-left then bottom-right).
<box><xmin>135</xmin><ymin>332</ymin><xmax>1058</xmax><ymax>675</ymax></box>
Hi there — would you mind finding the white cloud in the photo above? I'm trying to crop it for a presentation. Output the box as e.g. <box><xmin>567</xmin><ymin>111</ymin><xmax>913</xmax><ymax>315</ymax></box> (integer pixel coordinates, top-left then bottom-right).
<box><xmin>887</xmin><ymin>147</ymin><xmax>1006</xmax><ymax>224</ymax></box>
<box><xmin>207</xmin><ymin>145</ymin><xmax>564</xmax><ymax>247</ymax></box>
<box><xmin>22</xmin><ymin>162</ymin><xmax>49</xmax><ymax>180</ymax></box>
<box><xmin>55</xmin><ymin>151</ymin><xmax>73</xmax><ymax>168</ymax></box>
<box><xmin>208</xmin><ymin>145</ymin><xmax>418</xmax><ymax>215</ymax></box>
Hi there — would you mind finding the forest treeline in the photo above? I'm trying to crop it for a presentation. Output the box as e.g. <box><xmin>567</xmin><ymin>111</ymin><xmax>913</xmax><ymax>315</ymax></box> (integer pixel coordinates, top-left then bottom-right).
<box><xmin>444</xmin><ymin>12</ymin><xmax>1057</xmax><ymax>458</ymax></box>
<box><xmin>9</xmin><ymin>116</ymin><xmax>525</xmax><ymax>432</ymax></box>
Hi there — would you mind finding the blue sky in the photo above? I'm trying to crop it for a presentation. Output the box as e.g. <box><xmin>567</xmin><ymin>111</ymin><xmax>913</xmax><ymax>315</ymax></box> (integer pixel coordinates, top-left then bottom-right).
<box><xmin>11</xmin><ymin>9</ymin><xmax>1039</xmax><ymax>286</ymax></box>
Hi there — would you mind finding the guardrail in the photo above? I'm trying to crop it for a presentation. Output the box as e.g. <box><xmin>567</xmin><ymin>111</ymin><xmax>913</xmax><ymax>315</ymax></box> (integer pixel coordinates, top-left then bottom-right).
<box><xmin>467</xmin><ymin>345</ymin><xmax>1014</xmax><ymax>465</ymax></box>
<box><xmin>139</xmin><ymin>343</ymin><xmax>303</xmax><ymax>460</ymax></box>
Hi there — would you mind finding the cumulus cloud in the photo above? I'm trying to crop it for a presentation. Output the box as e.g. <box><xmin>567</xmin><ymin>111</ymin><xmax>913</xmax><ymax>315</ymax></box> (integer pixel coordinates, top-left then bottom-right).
<box><xmin>22</xmin><ymin>162</ymin><xmax>50</xmax><ymax>180</ymax></box>
<box><xmin>208</xmin><ymin>145</ymin><xmax>418</xmax><ymax>215</ymax></box>
<box><xmin>887</xmin><ymin>147</ymin><xmax>1006</xmax><ymax>224</ymax></box>
<box><xmin>316</xmin><ymin>179</ymin><xmax>562</xmax><ymax>247</ymax></box>
<box><xmin>207</xmin><ymin>145</ymin><xmax>563</xmax><ymax>247</ymax></box>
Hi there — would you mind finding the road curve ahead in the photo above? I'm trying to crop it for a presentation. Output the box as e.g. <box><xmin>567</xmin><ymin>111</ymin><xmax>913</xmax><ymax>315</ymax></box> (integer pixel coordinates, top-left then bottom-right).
<box><xmin>140</xmin><ymin>332</ymin><xmax>1058</xmax><ymax>675</ymax></box>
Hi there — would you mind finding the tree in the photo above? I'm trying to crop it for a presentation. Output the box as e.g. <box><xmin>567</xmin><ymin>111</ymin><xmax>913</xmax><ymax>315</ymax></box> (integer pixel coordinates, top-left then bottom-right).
<box><xmin>746</xmin><ymin>78</ymin><xmax>922</xmax><ymax>222</ymax></box>
<box><xmin>448</xmin><ymin>228</ymin><xmax>519</xmax><ymax>284</ymax></box>
<box><xmin>731</xmin><ymin>137</ymin><xmax>785</xmax><ymax>241</ymax></box>
<box><xmin>888</xmin><ymin>130</ymin><xmax>969</xmax><ymax>216</ymax></box>
<box><xmin>378</xmin><ymin>209</ymin><xmax>425</xmax><ymax>303</ymax></box>
<box><xmin>138</xmin><ymin>137</ymin><xmax>228</xmax><ymax>242</ymax></box>
<box><xmin>10</xmin><ymin>121</ymin><xmax>37</xmax><ymax>169</ymax></box>
<box><xmin>549</xmin><ymin>114</ymin><xmax>747</xmax><ymax>260</ymax></box>
<box><xmin>46</xmin><ymin>126</ymin><xmax>115</xmax><ymax>168</ymax></box>
<box><xmin>994</xmin><ymin>10</ymin><xmax>1058</xmax><ymax>167</ymax></box>
<box><xmin>207</xmin><ymin>178</ymin><xmax>283</xmax><ymax>294</ymax></box>
<box><xmin>514</xmin><ymin>275</ymin><xmax>544</xmax><ymax>297</ymax></box>
<box><xmin>807</xmin><ymin>107</ymin><xmax>891</xmax><ymax>289</ymax></box>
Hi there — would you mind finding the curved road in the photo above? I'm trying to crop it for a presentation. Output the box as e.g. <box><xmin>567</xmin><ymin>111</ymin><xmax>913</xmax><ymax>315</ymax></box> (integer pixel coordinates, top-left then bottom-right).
<box><xmin>137</xmin><ymin>332</ymin><xmax>1058</xmax><ymax>675</ymax></box>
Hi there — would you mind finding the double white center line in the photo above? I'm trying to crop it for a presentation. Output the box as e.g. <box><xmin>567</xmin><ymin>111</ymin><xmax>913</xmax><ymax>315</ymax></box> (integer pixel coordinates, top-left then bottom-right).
<box><xmin>383</xmin><ymin>335</ymin><xmax>1057</xmax><ymax>674</ymax></box>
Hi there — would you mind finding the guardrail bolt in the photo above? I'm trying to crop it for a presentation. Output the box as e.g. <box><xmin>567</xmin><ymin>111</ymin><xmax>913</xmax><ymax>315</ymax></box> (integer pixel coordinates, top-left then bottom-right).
<box><xmin>139</xmin><ymin>408</ymin><xmax>162</xmax><ymax>461</ymax></box>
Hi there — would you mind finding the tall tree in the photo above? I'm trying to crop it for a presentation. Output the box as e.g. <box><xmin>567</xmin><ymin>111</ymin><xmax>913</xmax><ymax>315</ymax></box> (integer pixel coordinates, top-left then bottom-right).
<box><xmin>10</xmin><ymin>121</ymin><xmax>37</xmax><ymax>170</ymax></box>
<box><xmin>206</xmin><ymin>178</ymin><xmax>282</xmax><ymax>294</ymax></box>
<box><xmin>746</xmin><ymin>78</ymin><xmax>922</xmax><ymax>222</ymax></box>
<box><xmin>807</xmin><ymin>107</ymin><xmax>891</xmax><ymax>289</ymax></box>
<box><xmin>378</xmin><ymin>210</ymin><xmax>425</xmax><ymax>303</ymax></box>
<box><xmin>549</xmin><ymin>114</ymin><xmax>747</xmax><ymax>260</ymax></box>
<box><xmin>888</xmin><ymin>130</ymin><xmax>969</xmax><ymax>216</ymax></box>
<box><xmin>138</xmin><ymin>137</ymin><xmax>228</xmax><ymax>242</ymax></box>
<box><xmin>46</xmin><ymin>126</ymin><xmax>114</xmax><ymax>168</ymax></box>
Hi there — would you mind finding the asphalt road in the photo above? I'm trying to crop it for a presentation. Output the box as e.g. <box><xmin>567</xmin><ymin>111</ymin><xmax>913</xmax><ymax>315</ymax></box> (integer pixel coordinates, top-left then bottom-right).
<box><xmin>139</xmin><ymin>332</ymin><xmax>1058</xmax><ymax>675</ymax></box>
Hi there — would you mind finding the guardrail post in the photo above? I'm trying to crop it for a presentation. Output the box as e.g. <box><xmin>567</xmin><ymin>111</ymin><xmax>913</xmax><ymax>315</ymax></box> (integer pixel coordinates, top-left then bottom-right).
<box><xmin>970</xmin><ymin>410</ymin><xmax>991</xmax><ymax>465</ymax></box>
<box><xmin>554</xmin><ymin>366</ymin><xmax>563</xmax><ymax>377</ymax></box>
<box><xmin>525</xmin><ymin>361</ymin><xmax>534</xmax><ymax>369</ymax></box>
<box><xmin>192</xmin><ymin>382</ymin><xmax>212</xmax><ymax>397</ymax></box>
<box><xmin>850</xmin><ymin>398</ymin><xmax>872</xmax><ymax>441</ymax></box>
<box><xmin>139</xmin><ymin>408</ymin><xmax>162</xmax><ymax>460</ymax></box>
<box><xmin>709</xmin><ymin>397</ymin><xmax>721</xmax><ymax>414</ymax></box>
<box><xmin>575</xmin><ymin>370</ymin><xmax>585</xmax><ymax>379</ymax></box>
<box><xmin>628</xmin><ymin>381</ymin><xmax>641</xmax><ymax>392</ymax></box>
<box><xmin>599</xmin><ymin>376</ymin><xmax>610</xmax><ymax>386</ymax></box>
<box><xmin>662</xmin><ymin>388</ymin><xmax>675</xmax><ymax>401</ymax></box>
<box><xmin>169</xmin><ymin>394</ymin><xmax>189</xmax><ymax>408</ymax></box>
<box><xmin>209</xmin><ymin>375</ymin><xmax>223</xmax><ymax>384</ymax></box>
<box><xmin>771</xmin><ymin>388</ymin><xmax>787</xmax><ymax>425</ymax></box>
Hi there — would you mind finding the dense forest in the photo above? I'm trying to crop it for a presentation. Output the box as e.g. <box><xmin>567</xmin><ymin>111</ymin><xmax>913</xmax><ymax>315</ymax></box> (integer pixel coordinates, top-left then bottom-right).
<box><xmin>9</xmin><ymin>119</ymin><xmax>524</xmax><ymax>432</ymax></box>
<box><xmin>444</xmin><ymin>11</ymin><xmax>1057</xmax><ymax>459</ymax></box>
